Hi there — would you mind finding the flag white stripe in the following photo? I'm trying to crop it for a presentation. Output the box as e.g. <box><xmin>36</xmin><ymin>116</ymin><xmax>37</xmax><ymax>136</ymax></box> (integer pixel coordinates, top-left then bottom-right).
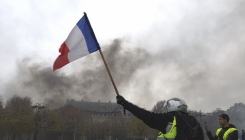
<box><xmin>65</xmin><ymin>25</ymin><xmax>89</xmax><ymax>61</ymax></box>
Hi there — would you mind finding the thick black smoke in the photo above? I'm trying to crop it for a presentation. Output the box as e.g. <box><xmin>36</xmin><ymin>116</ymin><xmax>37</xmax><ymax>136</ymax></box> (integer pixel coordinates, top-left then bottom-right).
<box><xmin>3</xmin><ymin>39</ymin><xmax>152</xmax><ymax>108</ymax></box>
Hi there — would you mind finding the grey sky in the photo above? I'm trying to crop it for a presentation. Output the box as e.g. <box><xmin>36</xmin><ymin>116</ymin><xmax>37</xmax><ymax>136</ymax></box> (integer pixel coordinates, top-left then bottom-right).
<box><xmin>1</xmin><ymin>0</ymin><xmax>245</xmax><ymax>112</ymax></box>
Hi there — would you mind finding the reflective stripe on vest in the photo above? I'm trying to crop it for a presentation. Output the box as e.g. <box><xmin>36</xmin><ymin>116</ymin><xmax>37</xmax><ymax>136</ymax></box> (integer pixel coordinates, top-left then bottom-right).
<box><xmin>157</xmin><ymin>116</ymin><xmax>177</xmax><ymax>140</ymax></box>
<box><xmin>216</xmin><ymin>127</ymin><xmax>238</xmax><ymax>140</ymax></box>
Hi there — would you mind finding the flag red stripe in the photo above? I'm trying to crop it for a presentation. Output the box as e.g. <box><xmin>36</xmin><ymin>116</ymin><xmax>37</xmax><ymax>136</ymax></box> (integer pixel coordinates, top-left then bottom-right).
<box><xmin>53</xmin><ymin>42</ymin><xmax>70</xmax><ymax>71</ymax></box>
<box><xmin>59</xmin><ymin>42</ymin><xmax>70</xmax><ymax>54</ymax></box>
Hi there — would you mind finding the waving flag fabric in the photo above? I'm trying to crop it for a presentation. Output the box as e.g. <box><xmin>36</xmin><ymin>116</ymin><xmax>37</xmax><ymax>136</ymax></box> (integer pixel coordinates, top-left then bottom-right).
<box><xmin>53</xmin><ymin>13</ymin><xmax>100</xmax><ymax>71</ymax></box>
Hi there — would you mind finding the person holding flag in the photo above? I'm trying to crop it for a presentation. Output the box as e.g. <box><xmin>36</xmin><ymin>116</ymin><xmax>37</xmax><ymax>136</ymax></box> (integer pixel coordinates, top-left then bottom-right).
<box><xmin>116</xmin><ymin>96</ymin><xmax>204</xmax><ymax>140</ymax></box>
<box><xmin>54</xmin><ymin>12</ymin><xmax>204</xmax><ymax>140</ymax></box>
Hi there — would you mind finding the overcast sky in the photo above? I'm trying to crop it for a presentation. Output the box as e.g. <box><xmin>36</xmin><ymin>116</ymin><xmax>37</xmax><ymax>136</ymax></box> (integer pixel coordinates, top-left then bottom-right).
<box><xmin>1</xmin><ymin>0</ymin><xmax>245</xmax><ymax>113</ymax></box>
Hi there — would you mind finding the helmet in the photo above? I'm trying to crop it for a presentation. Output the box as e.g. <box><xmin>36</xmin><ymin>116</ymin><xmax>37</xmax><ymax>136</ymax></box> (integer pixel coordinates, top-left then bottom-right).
<box><xmin>163</xmin><ymin>98</ymin><xmax>188</xmax><ymax>113</ymax></box>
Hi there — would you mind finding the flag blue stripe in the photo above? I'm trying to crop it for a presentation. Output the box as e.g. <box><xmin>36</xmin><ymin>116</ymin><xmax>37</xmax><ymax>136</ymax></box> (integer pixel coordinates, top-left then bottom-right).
<box><xmin>77</xmin><ymin>15</ymin><xmax>100</xmax><ymax>53</ymax></box>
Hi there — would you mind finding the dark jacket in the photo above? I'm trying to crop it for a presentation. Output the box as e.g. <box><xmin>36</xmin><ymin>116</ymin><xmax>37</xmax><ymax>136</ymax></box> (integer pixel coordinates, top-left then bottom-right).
<box><xmin>206</xmin><ymin>124</ymin><xmax>238</xmax><ymax>140</ymax></box>
<box><xmin>122</xmin><ymin>100</ymin><xmax>204</xmax><ymax>140</ymax></box>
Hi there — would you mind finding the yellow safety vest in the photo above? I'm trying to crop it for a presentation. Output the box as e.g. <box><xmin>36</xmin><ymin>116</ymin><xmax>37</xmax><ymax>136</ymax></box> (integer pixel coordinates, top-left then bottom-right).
<box><xmin>216</xmin><ymin>127</ymin><xmax>237</xmax><ymax>140</ymax></box>
<box><xmin>157</xmin><ymin>116</ymin><xmax>177</xmax><ymax>140</ymax></box>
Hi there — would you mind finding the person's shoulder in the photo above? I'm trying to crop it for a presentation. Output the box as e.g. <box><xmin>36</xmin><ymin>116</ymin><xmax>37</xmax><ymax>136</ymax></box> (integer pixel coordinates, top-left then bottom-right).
<box><xmin>160</xmin><ymin>112</ymin><xmax>174</xmax><ymax>117</ymax></box>
<box><xmin>156</xmin><ymin>112</ymin><xmax>175</xmax><ymax>118</ymax></box>
<box><xmin>175</xmin><ymin>112</ymin><xmax>196</xmax><ymax>119</ymax></box>
<box><xmin>229</xmin><ymin>124</ymin><xmax>237</xmax><ymax>129</ymax></box>
<box><xmin>173</xmin><ymin>112</ymin><xmax>199</xmax><ymax>123</ymax></box>
<box><xmin>155</xmin><ymin>112</ymin><xmax>174</xmax><ymax>122</ymax></box>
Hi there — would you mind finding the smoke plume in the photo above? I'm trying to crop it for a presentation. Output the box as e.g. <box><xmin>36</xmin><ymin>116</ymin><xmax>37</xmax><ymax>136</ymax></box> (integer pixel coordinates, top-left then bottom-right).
<box><xmin>2</xmin><ymin>0</ymin><xmax>245</xmax><ymax>112</ymax></box>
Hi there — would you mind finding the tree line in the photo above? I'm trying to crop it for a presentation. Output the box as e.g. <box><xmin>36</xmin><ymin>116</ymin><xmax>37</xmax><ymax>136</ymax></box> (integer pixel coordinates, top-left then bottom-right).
<box><xmin>0</xmin><ymin>95</ymin><xmax>158</xmax><ymax>140</ymax></box>
<box><xmin>0</xmin><ymin>95</ymin><xmax>245</xmax><ymax>140</ymax></box>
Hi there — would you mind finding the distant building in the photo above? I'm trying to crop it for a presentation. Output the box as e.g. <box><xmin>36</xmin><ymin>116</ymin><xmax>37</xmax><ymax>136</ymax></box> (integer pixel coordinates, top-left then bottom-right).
<box><xmin>66</xmin><ymin>99</ymin><xmax>133</xmax><ymax>122</ymax></box>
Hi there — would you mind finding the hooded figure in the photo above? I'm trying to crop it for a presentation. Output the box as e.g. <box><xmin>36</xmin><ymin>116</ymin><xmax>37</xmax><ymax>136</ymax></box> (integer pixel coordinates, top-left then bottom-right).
<box><xmin>116</xmin><ymin>96</ymin><xmax>204</xmax><ymax>140</ymax></box>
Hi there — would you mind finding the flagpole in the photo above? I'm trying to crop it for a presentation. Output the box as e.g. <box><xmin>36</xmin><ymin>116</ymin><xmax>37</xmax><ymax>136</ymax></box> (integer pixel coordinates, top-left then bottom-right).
<box><xmin>83</xmin><ymin>12</ymin><xmax>119</xmax><ymax>96</ymax></box>
<box><xmin>84</xmin><ymin>12</ymin><xmax>125</xmax><ymax>113</ymax></box>
<box><xmin>99</xmin><ymin>49</ymin><xmax>119</xmax><ymax>96</ymax></box>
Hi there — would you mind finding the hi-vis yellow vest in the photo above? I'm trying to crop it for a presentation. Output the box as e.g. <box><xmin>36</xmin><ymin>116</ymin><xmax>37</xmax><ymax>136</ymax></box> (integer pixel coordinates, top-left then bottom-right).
<box><xmin>216</xmin><ymin>127</ymin><xmax>237</xmax><ymax>140</ymax></box>
<box><xmin>157</xmin><ymin>116</ymin><xmax>177</xmax><ymax>140</ymax></box>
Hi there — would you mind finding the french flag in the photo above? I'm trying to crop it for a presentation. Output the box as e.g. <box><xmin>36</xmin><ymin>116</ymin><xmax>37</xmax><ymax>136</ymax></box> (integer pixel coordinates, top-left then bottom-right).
<box><xmin>53</xmin><ymin>13</ymin><xmax>100</xmax><ymax>71</ymax></box>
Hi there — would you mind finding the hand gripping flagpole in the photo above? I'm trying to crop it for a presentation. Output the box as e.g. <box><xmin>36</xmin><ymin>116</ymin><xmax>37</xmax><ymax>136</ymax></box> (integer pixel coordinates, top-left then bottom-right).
<box><xmin>99</xmin><ymin>49</ymin><xmax>126</xmax><ymax>114</ymax></box>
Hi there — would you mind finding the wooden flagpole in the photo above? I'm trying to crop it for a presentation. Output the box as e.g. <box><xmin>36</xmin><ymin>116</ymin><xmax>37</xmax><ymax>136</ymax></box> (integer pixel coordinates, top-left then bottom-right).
<box><xmin>84</xmin><ymin>12</ymin><xmax>124</xmax><ymax>113</ymax></box>
<box><xmin>99</xmin><ymin>49</ymin><xmax>119</xmax><ymax>96</ymax></box>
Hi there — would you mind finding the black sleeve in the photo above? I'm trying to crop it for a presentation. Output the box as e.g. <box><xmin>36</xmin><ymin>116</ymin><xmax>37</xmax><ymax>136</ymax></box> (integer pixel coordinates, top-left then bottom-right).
<box><xmin>198</xmin><ymin>124</ymin><xmax>205</xmax><ymax>140</ymax></box>
<box><xmin>123</xmin><ymin>100</ymin><xmax>173</xmax><ymax>133</ymax></box>
<box><xmin>227</xmin><ymin>130</ymin><xmax>238</xmax><ymax>140</ymax></box>
<box><xmin>206</xmin><ymin>131</ymin><xmax>218</xmax><ymax>140</ymax></box>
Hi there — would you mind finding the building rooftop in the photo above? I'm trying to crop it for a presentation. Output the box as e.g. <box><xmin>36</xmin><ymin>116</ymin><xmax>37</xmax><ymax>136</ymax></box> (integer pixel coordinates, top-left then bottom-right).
<box><xmin>66</xmin><ymin>99</ymin><xmax>131</xmax><ymax>116</ymax></box>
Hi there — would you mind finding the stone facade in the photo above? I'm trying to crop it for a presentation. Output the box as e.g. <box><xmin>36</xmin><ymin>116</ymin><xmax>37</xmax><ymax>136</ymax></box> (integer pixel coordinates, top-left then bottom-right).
<box><xmin>66</xmin><ymin>99</ymin><xmax>132</xmax><ymax>122</ymax></box>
